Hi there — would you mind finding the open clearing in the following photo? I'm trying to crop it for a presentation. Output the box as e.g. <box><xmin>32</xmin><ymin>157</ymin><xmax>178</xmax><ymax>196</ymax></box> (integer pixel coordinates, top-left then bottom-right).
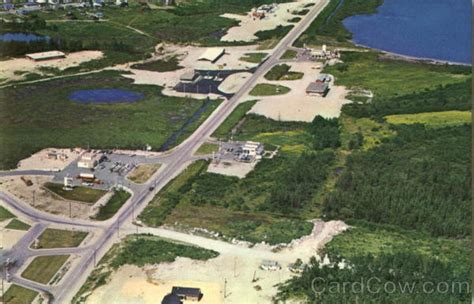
<box><xmin>221</xmin><ymin>0</ymin><xmax>317</xmax><ymax>42</ymax></box>
<box><xmin>0</xmin><ymin>217</ymin><xmax>29</xmax><ymax>250</ymax></box>
<box><xmin>385</xmin><ymin>110</ymin><xmax>471</xmax><ymax>128</ymax></box>
<box><xmin>248</xmin><ymin>61</ymin><xmax>352</xmax><ymax>122</ymax></box>
<box><xmin>87</xmin><ymin>220</ymin><xmax>348</xmax><ymax>304</ymax></box>
<box><xmin>127</xmin><ymin>163</ymin><xmax>162</xmax><ymax>184</ymax></box>
<box><xmin>44</xmin><ymin>182</ymin><xmax>107</xmax><ymax>204</ymax></box>
<box><xmin>35</xmin><ymin>228</ymin><xmax>88</xmax><ymax>249</ymax></box>
<box><xmin>207</xmin><ymin>160</ymin><xmax>258</xmax><ymax>179</ymax></box>
<box><xmin>0</xmin><ymin>51</ymin><xmax>103</xmax><ymax>84</ymax></box>
<box><xmin>21</xmin><ymin>255</ymin><xmax>70</xmax><ymax>284</ymax></box>
<box><xmin>16</xmin><ymin>148</ymin><xmax>83</xmax><ymax>171</ymax></box>
<box><xmin>3</xmin><ymin>284</ymin><xmax>39</xmax><ymax>304</ymax></box>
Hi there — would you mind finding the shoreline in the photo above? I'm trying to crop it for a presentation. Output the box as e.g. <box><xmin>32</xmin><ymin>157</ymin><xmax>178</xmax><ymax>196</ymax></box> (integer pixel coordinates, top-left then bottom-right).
<box><xmin>350</xmin><ymin>42</ymin><xmax>472</xmax><ymax>67</ymax></box>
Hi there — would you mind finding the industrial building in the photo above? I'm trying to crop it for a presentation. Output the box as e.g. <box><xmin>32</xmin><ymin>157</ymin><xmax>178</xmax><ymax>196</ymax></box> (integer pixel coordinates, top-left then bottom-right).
<box><xmin>240</xmin><ymin>141</ymin><xmax>264</xmax><ymax>161</ymax></box>
<box><xmin>25</xmin><ymin>50</ymin><xmax>66</xmax><ymax>61</ymax></box>
<box><xmin>198</xmin><ymin>48</ymin><xmax>225</xmax><ymax>63</ymax></box>
<box><xmin>77</xmin><ymin>152</ymin><xmax>101</xmax><ymax>169</ymax></box>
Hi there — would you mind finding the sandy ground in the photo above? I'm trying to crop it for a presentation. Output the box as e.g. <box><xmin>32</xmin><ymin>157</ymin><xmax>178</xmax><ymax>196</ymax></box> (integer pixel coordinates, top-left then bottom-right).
<box><xmin>247</xmin><ymin>61</ymin><xmax>352</xmax><ymax>122</ymax></box>
<box><xmin>0</xmin><ymin>51</ymin><xmax>103</xmax><ymax>83</ymax></box>
<box><xmin>86</xmin><ymin>220</ymin><xmax>348</xmax><ymax>304</ymax></box>
<box><xmin>0</xmin><ymin>219</ymin><xmax>29</xmax><ymax>250</ymax></box>
<box><xmin>218</xmin><ymin>72</ymin><xmax>253</xmax><ymax>94</ymax></box>
<box><xmin>221</xmin><ymin>0</ymin><xmax>317</xmax><ymax>42</ymax></box>
<box><xmin>207</xmin><ymin>160</ymin><xmax>257</xmax><ymax>179</ymax></box>
<box><xmin>120</xmin><ymin>44</ymin><xmax>262</xmax><ymax>98</ymax></box>
<box><xmin>16</xmin><ymin>148</ymin><xmax>83</xmax><ymax>171</ymax></box>
<box><xmin>0</xmin><ymin>175</ymin><xmax>92</xmax><ymax>219</ymax></box>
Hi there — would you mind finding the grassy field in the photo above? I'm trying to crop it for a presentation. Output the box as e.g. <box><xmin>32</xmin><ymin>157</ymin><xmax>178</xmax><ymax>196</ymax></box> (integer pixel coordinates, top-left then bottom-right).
<box><xmin>264</xmin><ymin>64</ymin><xmax>303</xmax><ymax>80</ymax></box>
<box><xmin>239</xmin><ymin>53</ymin><xmax>268</xmax><ymax>63</ymax></box>
<box><xmin>36</xmin><ymin>228</ymin><xmax>88</xmax><ymax>248</ymax></box>
<box><xmin>127</xmin><ymin>163</ymin><xmax>161</xmax><ymax>184</ymax></box>
<box><xmin>130</xmin><ymin>56</ymin><xmax>182</xmax><ymax>72</ymax></box>
<box><xmin>340</xmin><ymin>115</ymin><xmax>396</xmax><ymax>150</ymax></box>
<box><xmin>3</xmin><ymin>284</ymin><xmax>38</xmax><ymax>304</ymax></box>
<box><xmin>44</xmin><ymin>183</ymin><xmax>107</xmax><ymax>204</ymax></box>
<box><xmin>385</xmin><ymin>110</ymin><xmax>471</xmax><ymax>128</ymax></box>
<box><xmin>249</xmin><ymin>83</ymin><xmax>291</xmax><ymax>96</ymax></box>
<box><xmin>0</xmin><ymin>71</ymin><xmax>221</xmax><ymax>170</ymax></box>
<box><xmin>21</xmin><ymin>255</ymin><xmax>69</xmax><ymax>284</ymax></box>
<box><xmin>212</xmin><ymin>100</ymin><xmax>257</xmax><ymax>139</ymax></box>
<box><xmin>5</xmin><ymin>218</ymin><xmax>31</xmax><ymax>231</ymax></box>
<box><xmin>92</xmin><ymin>189</ymin><xmax>131</xmax><ymax>220</ymax></box>
<box><xmin>72</xmin><ymin>234</ymin><xmax>218</xmax><ymax>304</ymax></box>
<box><xmin>195</xmin><ymin>143</ymin><xmax>219</xmax><ymax>155</ymax></box>
<box><xmin>280</xmin><ymin>49</ymin><xmax>297</xmax><ymax>59</ymax></box>
<box><xmin>0</xmin><ymin>206</ymin><xmax>15</xmax><ymax>221</ymax></box>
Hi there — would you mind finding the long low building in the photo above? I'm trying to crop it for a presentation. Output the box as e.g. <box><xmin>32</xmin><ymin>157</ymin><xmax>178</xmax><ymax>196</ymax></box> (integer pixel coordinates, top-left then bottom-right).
<box><xmin>198</xmin><ymin>48</ymin><xmax>225</xmax><ymax>63</ymax></box>
<box><xmin>26</xmin><ymin>50</ymin><xmax>66</xmax><ymax>61</ymax></box>
<box><xmin>306</xmin><ymin>82</ymin><xmax>329</xmax><ymax>96</ymax></box>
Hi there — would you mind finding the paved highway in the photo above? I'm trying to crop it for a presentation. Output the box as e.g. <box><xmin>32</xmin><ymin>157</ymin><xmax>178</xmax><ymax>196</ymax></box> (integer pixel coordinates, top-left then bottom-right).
<box><xmin>1</xmin><ymin>1</ymin><xmax>329</xmax><ymax>302</ymax></box>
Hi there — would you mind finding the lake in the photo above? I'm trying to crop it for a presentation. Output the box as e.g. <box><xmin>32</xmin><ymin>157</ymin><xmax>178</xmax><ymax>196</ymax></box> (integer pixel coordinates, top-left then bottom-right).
<box><xmin>343</xmin><ymin>0</ymin><xmax>471</xmax><ymax>64</ymax></box>
<box><xmin>69</xmin><ymin>89</ymin><xmax>144</xmax><ymax>104</ymax></box>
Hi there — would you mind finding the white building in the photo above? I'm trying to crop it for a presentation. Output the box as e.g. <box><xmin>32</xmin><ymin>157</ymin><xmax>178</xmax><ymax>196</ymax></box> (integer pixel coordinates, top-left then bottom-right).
<box><xmin>260</xmin><ymin>260</ymin><xmax>281</xmax><ymax>271</ymax></box>
<box><xmin>77</xmin><ymin>153</ymin><xmax>100</xmax><ymax>169</ymax></box>
<box><xmin>198</xmin><ymin>48</ymin><xmax>225</xmax><ymax>63</ymax></box>
<box><xmin>242</xmin><ymin>141</ymin><xmax>264</xmax><ymax>158</ymax></box>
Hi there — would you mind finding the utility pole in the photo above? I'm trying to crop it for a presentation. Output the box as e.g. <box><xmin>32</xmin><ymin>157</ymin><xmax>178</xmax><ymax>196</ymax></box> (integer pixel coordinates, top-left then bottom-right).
<box><xmin>69</xmin><ymin>201</ymin><xmax>72</xmax><ymax>218</ymax></box>
<box><xmin>224</xmin><ymin>278</ymin><xmax>227</xmax><ymax>298</ymax></box>
<box><xmin>32</xmin><ymin>190</ymin><xmax>35</xmax><ymax>207</ymax></box>
<box><xmin>233</xmin><ymin>257</ymin><xmax>236</xmax><ymax>277</ymax></box>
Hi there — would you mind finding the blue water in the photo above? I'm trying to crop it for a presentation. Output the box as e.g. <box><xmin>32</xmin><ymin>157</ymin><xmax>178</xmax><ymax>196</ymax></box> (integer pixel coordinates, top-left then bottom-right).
<box><xmin>69</xmin><ymin>89</ymin><xmax>144</xmax><ymax>104</ymax></box>
<box><xmin>0</xmin><ymin>33</ymin><xmax>49</xmax><ymax>42</ymax></box>
<box><xmin>343</xmin><ymin>0</ymin><xmax>471</xmax><ymax>64</ymax></box>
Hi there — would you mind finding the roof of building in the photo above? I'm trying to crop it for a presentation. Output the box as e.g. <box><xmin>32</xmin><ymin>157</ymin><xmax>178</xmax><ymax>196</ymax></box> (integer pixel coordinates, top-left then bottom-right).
<box><xmin>180</xmin><ymin>70</ymin><xmax>199</xmax><ymax>81</ymax></box>
<box><xmin>26</xmin><ymin>50</ymin><xmax>66</xmax><ymax>61</ymax></box>
<box><xmin>161</xmin><ymin>293</ymin><xmax>182</xmax><ymax>304</ymax></box>
<box><xmin>306</xmin><ymin>82</ymin><xmax>329</xmax><ymax>93</ymax></box>
<box><xmin>198</xmin><ymin>48</ymin><xmax>225</xmax><ymax>63</ymax></box>
<box><xmin>261</xmin><ymin>260</ymin><xmax>280</xmax><ymax>267</ymax></box>
<box><xmin>172</xmin><ymin>287</ymin><xmax>203</xmax><ymax>298</ymax></box>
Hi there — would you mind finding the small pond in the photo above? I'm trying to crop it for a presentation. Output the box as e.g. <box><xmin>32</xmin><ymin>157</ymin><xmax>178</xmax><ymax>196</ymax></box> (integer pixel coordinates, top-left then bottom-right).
<box><xmin>0</xmin><ymin>32</ymin><xmax>50</xmax><ymax>42</ymax></box>
<box><xmin>69</xmin><ymin>89</ymin><xmax>144</xmax><ymax>104</ymax></box>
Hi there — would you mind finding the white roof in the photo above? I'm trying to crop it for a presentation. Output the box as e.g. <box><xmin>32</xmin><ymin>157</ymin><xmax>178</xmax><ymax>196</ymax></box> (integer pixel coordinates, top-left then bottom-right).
<box><xmin>26</xmin><ymin>51</ymin><xmax>66</xmax><ymax>60</ymax></box>
<box><xmin>198</xmin><ymin>48</ymin><xmax>225</xmax><ymax>62</ymax></box>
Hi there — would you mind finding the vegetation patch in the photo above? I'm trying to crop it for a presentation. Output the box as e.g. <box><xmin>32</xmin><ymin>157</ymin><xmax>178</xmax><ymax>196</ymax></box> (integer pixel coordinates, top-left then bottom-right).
<box><xmin>212</xmin><ymin>100</ymin><xmax>257</xmax><ymax>139</ymax></box>
<box><xmin>127</xmin><ymin>163</ymin><xmax>162</xmax><ymax>184</ymax></box>
<box><xmin>385</xmin><ymin>110</ymin><xmax>471</xmax><ymax>128</ymax></box>
<box><xmin>264</xmin><ymin>64</ymin><xmax>303</xmax><ymax>80</ymax></box>
<box><xmin>72</xmin><ymin>235</ymin><xmax>218</xmax><ymax>304</ymax></box>
<box><xmin>5</xmin><ymin>218</ymin><xmax>31</xmax><ymax>231</ymax></box>
<box><xmin>249</xmin><ymin>83</ymin><xmax>291</xmax><ymax>96</ymax></box>
<box><xmin>92</xmin><ymin>189</ymin><xmax>131</xmax><ymax>221</ymax></box>
<box><xmin>0</xmin><ymin>206</ymin><xmax>14</xmax><ymax>221</ymax></box>
<box><xmin>280</xmin><ymin>49</ymin><xmax>297</xmax><ymax>60</ymax></box>
<box><xmin>21</xmin><ymin>255</ymin><xmax>69</xmax><ymax>284</ymax></box>
<box><xmin>44</xmin><ymin>183</ymin><xmax>107</xmax><ymax>204</ymax></box>
<box><xmin>239</xmin><ymin>53</ymin><xmax>268</xmax><ymax>63</ymax></box>
<box><xmin>36</xmin><ymin>228</ymin><xmax>88</xmax><ymax>249</ymax></box>
<box><xmin>3</xmin><ymin>284</ymin><xmax>38</xmax><ymax>304</ymax></box>
<box><xmin>195</xmin><ymin>143</ymin><xmax>219</xmax><ymax>155</ymax></box>
<box><xmin>130</xmin><ymin>56</ymin><xmax>183</xmax><ymax>72</ymax></box>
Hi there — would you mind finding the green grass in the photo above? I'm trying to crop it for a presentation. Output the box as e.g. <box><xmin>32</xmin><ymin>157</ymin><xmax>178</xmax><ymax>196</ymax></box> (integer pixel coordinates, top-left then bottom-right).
<box><xmin>36</xmin><ymin>228</ymin><xmax>88</xmax><ymax>249</ymax></box>
<box><xmin>195</xmin><ymin>143</ymin><xmax>219</xmax><ymax>155</ymax></box>
<box><xmin>21</xmin><ymin>255</ymin><xmax>69</xmax><ymax>284</ymax></box>
<box><xmin>239</xmin><ymin>53</ymin><xmax>268</xmax><ymax>63</ymax></box>
<box><xmin>280</xmin><ymin>49</ymin><xmax>297</xmax><ymax>60</ymax></box>
<box><xmin>5</xmin><ymin>219</ymin><xmax>31</xmax><ymax>231</ymax></box>
<box><xmin>3</xmin><ymin>284</ymin><xmax>39</xmax><ymax>304</ymax></box>
<box><xmin>72</xmin><ymin>234</ymin><xmax>218</xmax><ymax>303</ymax></box>
<box><xmin>287</xmin><ymin>17</ymin><xmax>301</xmax><ymax>23</ymax></box>
<box><xmin>127</xmin><ymin>163</ymin><xmax>162</xmax><ymax>184</ymax></box>
<box><xmin>212</xmin><ymin>100</ymin><xmax>257</xmax><ymax>139</ymax></box>
<box><xmin>130</xmin><ymin>56</ymin><xmax>183</xmax><ymax>72</ymax></box>
<box><xmin>385</xmin><ymin>110</ymin><xmax>471</xmax><ymax>128</ymax></box>
<box><xmin>264</xmin><ymin>64</ymin><xmax>303</xmax><ymax>80</ymax></box>
<box><xmin>249</xmin><ymin>83</ymin><xmax>291</xmax><ymax>96</ymax></box>
<box><xmin>0</xmin><ymin>206</ymin><xmax>15</xmax><ymax>222</ymax></box>
<box><xmin>92</xmin><ymin>189</ymin><xmax>131</xmax><ymax>221</ymax></box>
<box><xmin>44</xmin><ymin>183</ymin><xmax>107</xmax><ymax>204</ymax></box>
<box><xmin>0</xmin><ymin>71</ymin><xmax>221</xmax><ymax>170</ymax></box>
<box><xmin>340</xmin><ymin>115</ymin><xmax>396</xmax><ymax>150</ymax></box>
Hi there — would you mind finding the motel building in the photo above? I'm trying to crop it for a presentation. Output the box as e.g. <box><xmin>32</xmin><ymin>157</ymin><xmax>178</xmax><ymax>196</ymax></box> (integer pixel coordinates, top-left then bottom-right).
<box><xmin>25</xmin><ymin>50</ymin><xmax>66</xmax><ymax>61</ymax></box>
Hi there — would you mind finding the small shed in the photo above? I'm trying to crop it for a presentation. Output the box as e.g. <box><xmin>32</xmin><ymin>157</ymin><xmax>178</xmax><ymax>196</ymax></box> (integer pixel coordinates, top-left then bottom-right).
<box><xmin>306</xmin><ymin>82</ymin><xmax>329</xmax><ymax>96</ymax></box>
<box><xmin>172</xmin><ymin>286</ymin><xmax>203</xmax><ymax>301</ymax></box>
<box><xmin>161</xmin><ymin>293</ymin><xmax>182</xmax><ymax>304</ymax></box>
<box><xmin>260</xmin><ymin>260</ymin><xmax>281</xmax><ymax>271</ymax></box>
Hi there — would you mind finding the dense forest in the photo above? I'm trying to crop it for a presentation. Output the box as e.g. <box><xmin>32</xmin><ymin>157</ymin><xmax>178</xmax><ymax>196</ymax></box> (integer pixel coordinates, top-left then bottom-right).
<box><xmin>324</xmin><ymin>124</ymin><xmax>471</xmax><ymax>238</ymax></box>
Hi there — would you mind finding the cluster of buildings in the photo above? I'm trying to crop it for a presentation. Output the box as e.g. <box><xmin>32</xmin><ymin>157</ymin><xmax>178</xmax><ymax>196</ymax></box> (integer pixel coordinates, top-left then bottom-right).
<box><xmin>251</xmin><ymin>3</ymin><xmax>278</xmax><ymax>19</ymax></box>
<box><xmin>1</xmin><ymin>0</ymin><xmax>128</xmax><ymax>14</ymax></box>
<box><xmin>309</xmin><ymin>44</ymin><xmax>341</xmax><ymax>60</ymax></box>
<box><xmin>161</xmin><ymin>286</ymin><xmax>203</xmax><ymax>304</ymax></box>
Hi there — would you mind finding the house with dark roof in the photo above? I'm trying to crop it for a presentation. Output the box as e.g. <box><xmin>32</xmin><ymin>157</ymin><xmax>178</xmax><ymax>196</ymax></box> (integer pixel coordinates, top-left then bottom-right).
<box><xmin>172</xmin><ymin>286</ymin><xmax>203</xmax><ymax>301</ymax></box>
<box><xmin>161</xmin><ymin>293</ymin><xmax>182</xmax><ymax>304</ymax></box>
<box><xmin>306</xmin><ymin>82</ymin><xmax>329</xmax><ymax>97</ymax></box>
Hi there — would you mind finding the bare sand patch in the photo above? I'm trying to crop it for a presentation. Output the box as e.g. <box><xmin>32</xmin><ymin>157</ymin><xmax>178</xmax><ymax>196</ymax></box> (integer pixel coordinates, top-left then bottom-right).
<box><xmin>126</xmin><ymin>163</ymin><xmax>162</xmax><ymax>184</ymax></box>
<box><xmin>247</xmin><ymin>61</ymin><xmax>352</xmax><ymax>122</ymax></box>
<box><xmin>0</xmin><ymin>51</ymin><xmax>103</xmax><ymax>83</ymax></box>
<box><xmin>0</xmin><ymin>176</ymin><xmax>92</xmax><ymax>220</ymax></box>
<box><xmin>207</xmin><ymin>160</ymin><xmax>257</xmax><ymax>179</ymax></box>
<box><xmin>0</xmin><ymin>226</ymin><xmax>28</xmax><ymax>250</ymax></box>
<box><xmin>16</xmin><ymin>148</ymin><xmax>83</xmax><ymax>171</ymax></box>
<box><xmin>221</xmin><ymin>0</ymin><xmax>317</xmax><ymax>42</ymax></box>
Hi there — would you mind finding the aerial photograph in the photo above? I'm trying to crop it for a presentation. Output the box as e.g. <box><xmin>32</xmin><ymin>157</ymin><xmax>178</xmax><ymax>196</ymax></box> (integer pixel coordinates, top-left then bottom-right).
<box><xmin>0</xmin><ymin>0</ymin><xmax>471</xmax><ymax>303</ymax></box>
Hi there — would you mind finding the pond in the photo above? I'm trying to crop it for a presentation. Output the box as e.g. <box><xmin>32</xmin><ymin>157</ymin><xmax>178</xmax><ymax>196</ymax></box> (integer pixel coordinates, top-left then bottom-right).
<box><xmin>69</xmin><ymin>89</ymin><xmax>144</xmax><ymax>104</ymax></box>
<box><xmin>0</xmin><ymin>32</ymin><xmax>50</xmax><ymax>42</ymax></box>
<box><xmin>343</xmin><ymin>0</ymin><xmax>471</xmax><ymax>64</ymax></box>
